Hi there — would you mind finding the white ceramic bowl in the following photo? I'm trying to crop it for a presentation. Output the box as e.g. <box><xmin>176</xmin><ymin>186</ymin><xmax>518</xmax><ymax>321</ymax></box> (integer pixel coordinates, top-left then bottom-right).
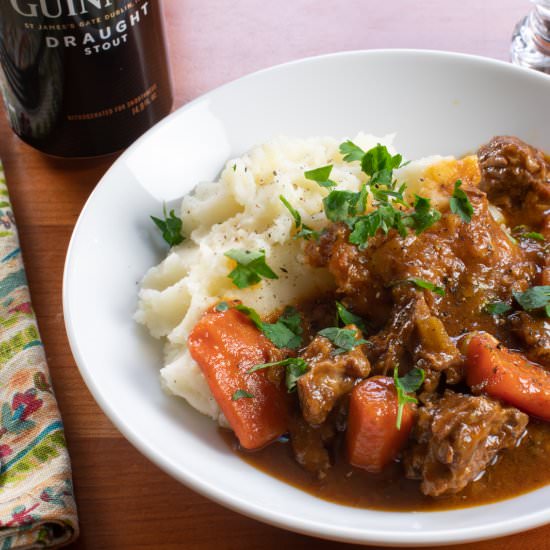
<box><xmin>63</xmin><ymin>50</ymin><xmax>550</xmax><ymax>546</ymax></box>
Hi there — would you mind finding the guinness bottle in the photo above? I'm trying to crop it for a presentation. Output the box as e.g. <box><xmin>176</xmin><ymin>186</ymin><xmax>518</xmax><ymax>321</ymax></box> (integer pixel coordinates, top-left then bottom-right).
<box><xmin>0</xmin><ymin>0</ymin><xmax>173</xmax><ymax>157</ymax></box>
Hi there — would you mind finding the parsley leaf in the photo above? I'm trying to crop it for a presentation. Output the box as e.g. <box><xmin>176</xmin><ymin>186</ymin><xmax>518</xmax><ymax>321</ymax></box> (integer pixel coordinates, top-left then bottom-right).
<box><xmin>408</xmin><ymin>277</ymin><xmax>445</xmax><ymax>296</ymax></box>
<box><xmin>295</xmin><ymin>226</ymin><xmax>320</xmax><ymax>240</ymax></box>
<box><xmin>150</xmin><ymin>204</ymin><xmax>184</xmax><ymax>247</ymax></box>
<box><xmin>232</xmin><ymin>389</ymin><xmax>254</xmax><ymax>401</ymax></box>
<box><xmin>305</xmin><ymin>165</ymin><xmax>337</xmax><ymax>188</ymax></box>
<box><xmin>361</xmin><ymin>144</ymin><xmax>403</xmax><ymax>184</ymax></box>
<box><xmin>379</xmin><ymin>204</ymin><xmax>406</xmax><ymax>235</ymax></box>
<box><xmin>405</xmin><ymin>195</ymin><xmax>442</xmax><ymax>234</ymax></box>
<box><xmin>233</xmin><ymin>304</ymin><xmax>303</xmax><ymax>349</ymax></box>
<box><xmin>285</xmin><ymin>360</ymin><xmax>310</xmax><ymax>392</ymax></box>
<box><xmin>261</xmin><ymin>307</ymin><xmax>303</xmax><ymax>349</ymax></box>
<box><xmin>449</xmin><ymin>180</ymin><xmax>473</xmax><ymax>223</ymax></box>
<box><xmin>361</xmin><ymin>143</ymin><xmax>402</xmax><ymax>175</ymax></box>
<box><xmin>394</xmin><ymin>366</ymin><xmax>424</xmax><ymax>429</ymax></box>
<box><xmin>390</xmin><ymin>277</ymin><xmax>445</xmax><ymax>296</ymax></box>
<box><xmin>323</xmin><ymin>189</ymin><xmax>367</xmax><ymax>222</ymax></box>
<box><xmin>484</xmin><ymin>301</ymin><xmax>512</xmax><ymax>315</ymax></box>
<box><xmin>513</xmin><ymin>286</ymin><xmax>550</xmax><ymax>316</ymax></box>
<box><xmin>225</xmin><ymin>249</ymin><xmax>279</xmax><ymax>289</ymax></box>
<box><xmin>520</xmin><ymin>232</ymin><xmax>545</xmax><ymax>241</ymax></box>
<box><xmin>348</xmin><ymin>202</ymin><xmax>410</xmax><ymax>249</ymax></box>
<box><xmin>336</xmin><ymin>301</ymin><xmax>366</xmax><ymax>331</ymax></box>
<box><xmin>348</xmin><ymin>212</ymin><xmax>381</xmax><ymax>248</ymax></box>
<box><xmin>409</xmin><ymin>278</ymin><xmax>445</xmax><ymax>295</ymax></box>
<box><xmin>512</xmin><ymin>226</ymin><xmax>545</xmax><ymax>241</ymax></box>
<box><xmin>279</xmin><ymin>195</ymin><xmax>301</xmax><ymax>228</ymax></box>
<box><xmin>339</xmin><ymin>140</ymin><xmax>365</xmax><ymax>162</ymax></box>
<box><xmin>370</xmin><ymin>186</ymin><xmax>407</xmax><ymax>206</ymax></box>
<box><xmin>279</xmin><ymin>195</ymin><xmax>319</xmax><ymax>240</ymax></box>
<box><xmin>232</xmin><ymin>304</ymin><xmax>263</xmax><ymax>327</ymax></box>
<box><xmin>357</xmin><ymin>183</ymin><xmax>369</xmax><ymax>213</ymax></box>
<box><xmin>248</xmin><ymin>357</ymin><xmax>309</xmax><ymax>392</ymax></box>
<box><xmin>318</xmin><ymin>326</ymin><xmax>368</xmax><ymax>355</ymax></box>
<box><xmin>349</xmin><ymin>207</ymin><xmax>392</xmax><ymax>250</ymax></box>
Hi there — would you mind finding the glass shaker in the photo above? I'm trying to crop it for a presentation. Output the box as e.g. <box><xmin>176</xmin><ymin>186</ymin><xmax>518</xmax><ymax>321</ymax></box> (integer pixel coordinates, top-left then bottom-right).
<box><xmin>512</xmin><ymin>0</ymin><xmax>550</xmax><ymax>73</ymax></box>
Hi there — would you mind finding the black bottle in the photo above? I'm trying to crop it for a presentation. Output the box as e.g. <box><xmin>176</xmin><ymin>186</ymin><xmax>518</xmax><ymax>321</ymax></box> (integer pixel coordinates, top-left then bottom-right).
<box><xmin>0</xmin><ymin>0</ymin><xmax>173</xmax><ymax>157</ymax></box>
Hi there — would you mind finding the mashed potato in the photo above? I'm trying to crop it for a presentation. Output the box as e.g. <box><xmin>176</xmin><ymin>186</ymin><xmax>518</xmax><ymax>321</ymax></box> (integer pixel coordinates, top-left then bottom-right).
<box><xmin>135</xmin><ymin>133</ymin><xmax>453</xmax><ymax>423</ymax></box>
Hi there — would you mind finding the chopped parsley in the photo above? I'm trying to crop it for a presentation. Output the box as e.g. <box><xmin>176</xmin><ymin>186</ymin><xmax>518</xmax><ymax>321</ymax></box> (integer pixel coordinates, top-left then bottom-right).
<box><xmin>295</xmin><ymin>225</ymin><xmax>320</xmax><ymax>240</ymax></box>
<box><xmin>513</xmin><ymin>286</ymin><xmax>550</xmax><ymax>317</ymax></box>
<box><xmin>233</xmin><ymin>304</ymin><xmax>303</xmax><ymax>349</ymax></box>
<box><xmin>325</xmin><ymin>142</ymin><xmax>441</xmax><ymax>249</ymax></box>
<box><xmin>323</xmin><ymin>187</ymin><xmax>368</xmax><ymax>222</ymax></box>
<box><xmin>483</xmin><ymin>286</ymin><xmax>550</xmax><ymax>318</ymax></box>
<box><xmin>405</xmin><ymin>195</ymin><xmax>442</xmax><ymax>235</ymax></box>
<box><xmin>232</xmin><ymin>389</ymin><xmax>254</xmax><ymax>401</ymax></box>
<box><xmin>280</xmin><ymin>195</ymin><xmax>301</xmax><ymax>228</ymax></box>
<box><xmin>262</xmin><ymin>307</ymin><xmax>303</xmax><ymax>349</ymax></box>
<box><xmin>339</xmin><ymin>140</ymin><xmax>365</xmax><ymax>162</ymax></box>
<box><xmin>318</xmin><ymin>326</ymin><xmax>368</xmax><ymax>355</ymax></box>
<box><xmin>407</xmin><ymin>277</ymin><xmax>445</xmax><ymax>296</ymax></box>
<box><xmin>336</xmin><ymin>301</ymin><xmax>366</xmax><ymax>331</ymax></box>
<box><xmin>279</xmin><ymin>195</ymin><xmax>319</xmax><ymax>240</ymax></box>
<box><xmin>150</xmin><ymin>204</ymin><xmax>184</xmax><ymax>247</ymax></box>
<box><xmin>484</xmin><ymin>301</ymin><xmax>512</xmax><ymax>315</ymax></box>
<box><xmin>360</xmin><ymin>143</ymin><xmax>403</xmax><ymax>185</ymax></box>
<box><xmin>304</xmin><ymin>164</ymin><xmax>337</xmax><ymax>188</ymax></box>
<box><xmin>224</xmin><ymin>249</ymin><xmax>279</xmax><ymax>288</ymax></box>
<box><xmin>512</xmin><ymin>226</ymin><xmax>545</xmax><ymax>241</ymax></box>
<box><xmin>394</xmin><ymin>366</ymin><xmax>425</xmax><ymax>429</ymax></box>
<box><xmin>248</xmin><ymin>357</ymin><xmax>309</xmax><ymax>392</ymax></box>
<box><xmin>349</xmin><ymin>203</ymin><xmax>407</xmax><ymax>249</ymax></box>
<box><xmin>285</xmin><ymin>360</ymin><xmax>310</xmax><ymax>392</ymax></box>
<box><xmin>449</xmin><ymin>180</ymin><xmax>473</xmax><ymax>223</ymax></box>
<box><xmin>390</xmin><ymin>277</ymin><xmax>445</xmax><ymax>296</ymax></box>
<box><xmin>520</xmin><ymin>232</ymin><xmax>545</xmax><ymax>241</ymax></box>
<box><xmin>232</xmin><ymin>303</ymin><xmax>263</xmax><ymax>326</ymax></box>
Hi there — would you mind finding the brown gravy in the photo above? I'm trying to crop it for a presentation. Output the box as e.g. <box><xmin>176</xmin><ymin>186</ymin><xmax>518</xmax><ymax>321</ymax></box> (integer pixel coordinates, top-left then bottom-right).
<box><xmin>212</xmin><ymin>144</ymin><xmax>550</xmax><ymax>512</ymax></box>
<box><xmin>221</xmin><ymin>421</ymin><xmax>550</xmax><ymax>511</ymax></box>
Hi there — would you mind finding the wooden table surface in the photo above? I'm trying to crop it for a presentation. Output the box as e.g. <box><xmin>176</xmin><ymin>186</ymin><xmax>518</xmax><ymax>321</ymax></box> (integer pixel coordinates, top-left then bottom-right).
<box><xmin>1</xmin><ymin>0</ymin><xmax>548</xmax><ymax>548</ymax></box>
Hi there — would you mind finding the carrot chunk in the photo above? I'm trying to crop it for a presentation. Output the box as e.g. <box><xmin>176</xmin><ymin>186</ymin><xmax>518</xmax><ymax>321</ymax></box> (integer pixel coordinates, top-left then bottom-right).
<box><xmin>346</xmin><ymin>376</ymin><xmax>415</xmax><ymax>473</ymax></box>
<box><xmin>465</xmin><ymin>331</ymin><xmax>550</xmax><ymax>421</ymax></box>
<box><xmin>188</xmin><ymin>307</ymin><xmax>289</xmax><ymax>450</ymax></box>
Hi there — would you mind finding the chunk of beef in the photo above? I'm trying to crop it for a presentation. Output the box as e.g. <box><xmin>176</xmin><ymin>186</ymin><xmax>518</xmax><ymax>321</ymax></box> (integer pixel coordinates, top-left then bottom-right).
<box><xmin>509</xmin><ymin>312</ymin><xmax>550</xmax><ymax>368</ymax></box>
<box><xmin>297</xmin><ymin>327</ymin><xmax>370</xmax><ymax>425</ymax></box>
<box><xmin>288</xmin><ymin>403</ymin><xmax>349</xmax><ymax>479</ymax></box>
<box><xmin>289</xmin><ymin>415</ymin><xmax>335</xmax><ymax>479</ymax></box>
<box><xmin>365</xmin><ymin>292</ymin><xmax>462</xmax><ymax>389</ymax></box>
<box><xmin>307</xmin><ymin>224</ymin><xmax>394</xmax><ymax>326</ymax></box>
<box><xmin>307</xmin><ymin>191</ymin><xmax>536</xmax><ymax>338</ymax></box>
<box><xmin>366</xmin><ymin>294</ymin><xmax>418</xmax><ymax>375</ymax></box>
<box><xmin>413</xmin><ymin>296</ymin><xmax>463</xmax><ymax>391</ymax></box>
<box><xmin>478</xmin><ymin>136</ymin><xmax>550</xmax><ymax>226</ymax></box>
<box><xmin>404</xmin><ymin>391</ymin><xmax>528</xmax><ymax>497</ymax></box>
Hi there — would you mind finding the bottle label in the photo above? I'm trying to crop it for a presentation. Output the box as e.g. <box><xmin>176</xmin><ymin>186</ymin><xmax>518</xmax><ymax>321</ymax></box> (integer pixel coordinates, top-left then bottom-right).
<box><xmin>10</xmin><ymin>0</ymin><xmax>151</xmax><ymax>57</ymax></box>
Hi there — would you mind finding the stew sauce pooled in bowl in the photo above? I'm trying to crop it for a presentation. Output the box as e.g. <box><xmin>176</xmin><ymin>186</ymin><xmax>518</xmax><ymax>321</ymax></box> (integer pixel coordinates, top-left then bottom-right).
<box><xmin>137</xmin><ymin>133</ymin><xmax>550</xmax><ymax>511</ymax></box>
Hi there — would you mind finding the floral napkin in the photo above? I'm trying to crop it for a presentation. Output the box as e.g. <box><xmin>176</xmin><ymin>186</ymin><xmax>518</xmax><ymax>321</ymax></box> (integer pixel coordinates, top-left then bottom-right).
<box><xmin>0</xmin><ymin>163</ymin><xmax>78</xmax><ymax>548</ymax></box>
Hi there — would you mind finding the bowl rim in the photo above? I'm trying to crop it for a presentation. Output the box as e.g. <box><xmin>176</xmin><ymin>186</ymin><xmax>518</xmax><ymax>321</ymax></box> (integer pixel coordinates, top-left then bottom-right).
<box><xmin>63</xmin><ymin>48</ymin><xmax>550</xmax><ymax>547</ymax></box>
